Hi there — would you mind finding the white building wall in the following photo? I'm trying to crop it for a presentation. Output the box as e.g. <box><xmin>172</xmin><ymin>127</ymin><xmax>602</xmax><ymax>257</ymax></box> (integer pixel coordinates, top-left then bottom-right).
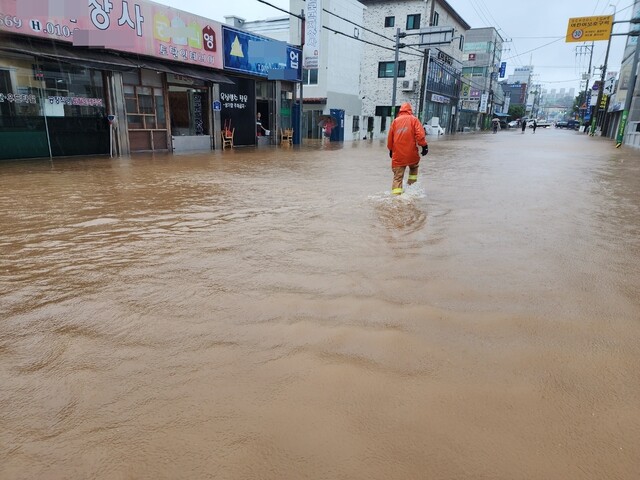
<box><xmin>324</xmin><ymin>0</ymin><xmax>365</xmax><ymax>111</ymax></box>
<box><xmin>360</xmin><ymin>0</ymin><xmax>427</xmax><ymax>118</ymax></box>
<box><xmin>360</xmin><ymin>0</ymin><xmax>470</xmax><ymax>134</ymax></box>
<box><xmin>291</xmin><ymin>0</ymin><xmax>365</xmax><ymax>140</ymax></box>
<box><xmin>433</xmin><ymin>4</ymin><xmax>467</xmax><ymax>67</ymax></box>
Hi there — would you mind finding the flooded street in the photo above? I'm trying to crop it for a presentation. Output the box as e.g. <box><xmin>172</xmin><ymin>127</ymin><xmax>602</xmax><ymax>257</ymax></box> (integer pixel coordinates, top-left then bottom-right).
<box><xmin>1</xmin><ymin>129</ymin><xmax>640</xmax><ymax>479</ymax></box>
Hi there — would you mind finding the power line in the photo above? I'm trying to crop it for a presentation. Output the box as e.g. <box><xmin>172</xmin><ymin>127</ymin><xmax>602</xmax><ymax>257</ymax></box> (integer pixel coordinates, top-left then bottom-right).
<box><xmin>321</xmin><ymin>8</ymin><xmax>425</xmax><ymax>57</ymax></box>
<box><xmin>503</xmin><ymin>37</ymin><xmax>563</xmax><ymax>61</ymax></box>
<box><xmin>321</xmin><ymin>25</ymin><xmax>423</xmax><ymax>58</ymax></box>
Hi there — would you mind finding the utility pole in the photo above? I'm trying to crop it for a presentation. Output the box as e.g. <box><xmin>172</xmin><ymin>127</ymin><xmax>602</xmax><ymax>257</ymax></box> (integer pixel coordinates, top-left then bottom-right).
<box><xmin>391</xmin><ymin>28</ymin><xmax>401</xmax><ymax>113</ymax></box>
<box><xmin>577</xmin><ymin>42</ymin><xmax>594</xmax><ymax>126</ymax></box>
<box><xmin>589</xmin><ymin>7</ymin><xmax>617</xmax><ymax>136</ymax></box>
<box><xmin>391</xmin><ymin>28</ymin><xmax>407</xmax><ymax>116</ymax></box>
<box><xmin>487</xmin><ymin>38</ymin><xmax>498</xmax><ymax>129</ymax></box>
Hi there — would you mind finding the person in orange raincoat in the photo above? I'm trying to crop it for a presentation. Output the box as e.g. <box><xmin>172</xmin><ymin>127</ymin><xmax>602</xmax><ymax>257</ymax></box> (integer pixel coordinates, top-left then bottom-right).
<box><xmin>387</xmin><ymin>102</ymin><xmax>428</xmax><ymax>195</ymax></box>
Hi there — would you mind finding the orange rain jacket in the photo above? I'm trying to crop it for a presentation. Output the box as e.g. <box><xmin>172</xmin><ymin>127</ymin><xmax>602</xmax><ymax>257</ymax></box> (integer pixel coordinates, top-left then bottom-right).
<box><xmin>386</xmin><ymin>102</ymin><xmax>428</xmax><ymax>168</ymax></box>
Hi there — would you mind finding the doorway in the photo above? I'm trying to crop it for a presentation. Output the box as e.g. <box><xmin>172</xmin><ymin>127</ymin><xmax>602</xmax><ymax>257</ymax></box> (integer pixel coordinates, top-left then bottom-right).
<box><xmin>168</xmin><ymin>81</ymin><xmax>210</xmax><ymax>151</ymax></box>
<box><xmin>256</xmin><ymin>81</ymin><xmax>275</xmax><ymax>145</ymax></box>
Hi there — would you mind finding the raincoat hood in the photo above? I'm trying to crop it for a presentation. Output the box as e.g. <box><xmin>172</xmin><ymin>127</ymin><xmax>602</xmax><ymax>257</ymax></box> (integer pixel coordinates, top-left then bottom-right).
<box><xmin>398</xmin><ymin>102</ymin><xmax>413</xmax><ymax>116</ymax></box>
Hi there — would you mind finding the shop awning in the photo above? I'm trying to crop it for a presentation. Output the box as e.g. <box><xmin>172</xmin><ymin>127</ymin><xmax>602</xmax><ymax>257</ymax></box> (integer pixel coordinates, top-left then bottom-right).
<box><xmin>170</xmin><ymin>64</ymin><xmax>234</xmax><ymax>85</ymax></box>
<box><xmin>128</xmin><ymin>56</ymin><xmax>234</xmax><ymax>85</ymax></box>
<box><xmin>0</xmin><ymin>36</ymin><xmax>137</xmax><ymax>71</ymax></box>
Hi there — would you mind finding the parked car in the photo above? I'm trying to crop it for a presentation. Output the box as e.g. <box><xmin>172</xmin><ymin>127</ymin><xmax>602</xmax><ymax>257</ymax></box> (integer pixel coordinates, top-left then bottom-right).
<box><xmin>508</xmin><ymin>120</ymin><xmax>519</xmax><ymax>128</ymax></box>
<box><xmin>556</xmin><ymin>120</ymin><xmax>579</xmax><ymax>130</ymax></box>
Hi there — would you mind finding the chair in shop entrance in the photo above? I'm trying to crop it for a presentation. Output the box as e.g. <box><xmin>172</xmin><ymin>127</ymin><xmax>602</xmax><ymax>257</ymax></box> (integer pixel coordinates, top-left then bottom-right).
<box><xmin>221</xmin><ymin>128</ymin><xmax>234</xmax><ymax>149</ymax></box>
<box><xmin>280</xmin><ymin>128</ymin><xmax>293</xmax><ymax>145</ymax></box>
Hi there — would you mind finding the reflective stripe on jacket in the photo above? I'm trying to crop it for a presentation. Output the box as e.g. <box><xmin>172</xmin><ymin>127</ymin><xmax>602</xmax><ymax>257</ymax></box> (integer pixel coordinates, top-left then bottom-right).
<box><xmin>386</xmin><ymin>103</ymin><xmax>428</xmax><ymax>168</ymax></box>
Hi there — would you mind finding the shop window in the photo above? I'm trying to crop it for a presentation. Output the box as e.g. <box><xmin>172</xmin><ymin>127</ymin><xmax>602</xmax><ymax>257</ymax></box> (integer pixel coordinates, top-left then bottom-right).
<box><xmin>124</xmin><ymin>77</ymin><xmax>166</xmax><ymax>131</ymax></box>
<box><xmin>352</xmin><ymin>115</ymin><xmax>359</xmax><ymax>133</ymax></box>
<box><xmin>378</xmin><ymin>61</ymin><xmax>405</xmax><ymax>78</ymax></box>
<box><xmin>155</xmin><ymin>90</ymin><xmax>166</xmax><ymax>129</ymax></box>
<box><xmin>1</xmin><ymin>52</ymin><xmax>108</xmax><ymax>159</ymax></box>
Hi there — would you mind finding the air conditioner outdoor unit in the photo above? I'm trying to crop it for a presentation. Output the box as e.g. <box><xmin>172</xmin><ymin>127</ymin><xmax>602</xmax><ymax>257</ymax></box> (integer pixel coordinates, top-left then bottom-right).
<box><xmin>401</xmin><ymin>79</ymin><xmax>416</xmax><ymax>92</ymax></box>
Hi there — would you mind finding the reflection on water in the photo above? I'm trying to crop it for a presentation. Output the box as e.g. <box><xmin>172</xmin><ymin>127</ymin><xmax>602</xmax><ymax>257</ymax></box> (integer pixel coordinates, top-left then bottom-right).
<box><xmin>1</xmin><ymin>131</ymin><xmax>639</xmax><ymax>479</ymax></box>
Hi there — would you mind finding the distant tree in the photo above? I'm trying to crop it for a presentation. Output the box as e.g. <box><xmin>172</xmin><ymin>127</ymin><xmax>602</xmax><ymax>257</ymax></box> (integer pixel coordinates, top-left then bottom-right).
<box><xmin>508</xmin><ymin>104</ymin><xmax>525</xmax><ymax>119</ymax></box>
<box><xmin>572</xmin><ymin>91</ymin><xmax>587</xmax><ymax>117</ymax></box>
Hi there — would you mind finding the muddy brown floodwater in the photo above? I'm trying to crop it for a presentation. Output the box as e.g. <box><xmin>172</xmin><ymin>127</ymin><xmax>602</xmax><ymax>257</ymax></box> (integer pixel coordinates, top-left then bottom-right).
<box><xmin>1</xmin><ymin>129</ymin><xmax>639</xmax><ymax>479</ymax></box>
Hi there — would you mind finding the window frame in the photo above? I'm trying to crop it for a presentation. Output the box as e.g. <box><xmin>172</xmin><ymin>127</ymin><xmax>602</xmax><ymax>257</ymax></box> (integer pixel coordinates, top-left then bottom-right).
<box><xmin>303</xmin><ymin>68</ymin><xmax>319</xmax><ymax>85</ymax></box>
<box><xmin>384</xmin><ymin>16</ymin><xmax>395</xmax><ymax>28</ymax></box>
<box><xmin>406</xmin><ymin>14</ymin><xmax>421</xmax><ymax>30</ymax></box>
<box><xmin>377</xmin><ymin>61</ymin><xmax>406</xmax><ymax>78</ymax></box>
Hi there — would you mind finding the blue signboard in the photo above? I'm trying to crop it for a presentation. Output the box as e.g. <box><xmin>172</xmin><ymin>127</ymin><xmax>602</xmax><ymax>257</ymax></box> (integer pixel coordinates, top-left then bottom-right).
<box><xmin>499</xmin><ymin>62</ymin><xmax>506</xmax><ymax>78</ymax></box>
<box><xmin>222</xmin><ymin>26</ymin><xmax>302</xmax><ymax>81</ymax></box>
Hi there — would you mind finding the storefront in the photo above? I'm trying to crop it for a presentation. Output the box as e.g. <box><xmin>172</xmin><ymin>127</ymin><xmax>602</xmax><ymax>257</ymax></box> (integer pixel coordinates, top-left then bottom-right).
<box><xmin>0</xmin><ymin>48</ymin><xmax>109</xmax><ymax>160</ymax></box>
<box><xmin>0</xmin><ymin>0</ymin><xmax>231</xmax><ymax>159</ymax></box>
<box><xmin>122</xmin><ymin>69</ymin><xmax>168</xmax><ymax>151</ymax></box>
<box><xmin>167</xmin><ymin>74</ymin><xmax>210</xmax><ymax>151</ymax></box>
<box><xmin>220</xmin><ymin>25</ymin><xmax>301</xmax><ymax>146</ymax></box>
<box><xmin>0</xmin><ymin>0</ymin><xmax>301</xmax><ymax>160</ymax></box>
<box><xmin>422</xmin><ymin>51</ymin><xmax>462</xmax><ymax>135</ymax></box>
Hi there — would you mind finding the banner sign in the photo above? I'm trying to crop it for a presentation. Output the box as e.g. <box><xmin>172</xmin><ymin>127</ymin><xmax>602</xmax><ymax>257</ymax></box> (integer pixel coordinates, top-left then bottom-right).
<box><xmin>431</xmin><ymin>94</ymin><xmax>450</xmax><ymax>104</ymax></box>
<box><xmin>603</xmin><ymin>72</ymin><xmax>617</xmax><ymax>95</ymax></box>
<box><xmin>461</xmin><ymin>100</ymin><xmax>479</xmax><ymax>111</ymax></box>
<box><xmin>479</xmin><ymin>92</ymin><xmax>488</xmax><ymax>113</ymax></box>
<box><xmin>499</xmin><ymin>62</ymin><xmax>506</xmax><ymax>78</ymax></box>
<box><xmin>222</xmin><ymin>26</ymin><xmax>302</xmax><ymax>81</ymax></box>
<box><xmin>303</xmin><ymin>0</ymin><xmax>321</xmax><ymax>69</ymax></box>
<box><xmin>0</xmin><ymin>0</ymin><xmax>223</xmax><ymax>69</ymax></box>
<box><xmin>565</xmin><ymin>15</ymin><xmax>613</xmax><ymax>42</ymax></box>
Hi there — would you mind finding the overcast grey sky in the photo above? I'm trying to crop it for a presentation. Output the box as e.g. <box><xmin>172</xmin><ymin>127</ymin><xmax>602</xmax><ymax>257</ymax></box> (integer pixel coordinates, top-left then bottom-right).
<box><xmin>153</xmin><ymin>0</ymin><xmax>634</xmax><ymax>94</ymax></box>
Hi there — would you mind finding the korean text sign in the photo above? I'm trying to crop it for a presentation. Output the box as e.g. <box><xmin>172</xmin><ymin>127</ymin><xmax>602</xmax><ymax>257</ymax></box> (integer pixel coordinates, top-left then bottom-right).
<box><xmin>565</xmin><ymin>15</ymin><xmax>613</xmax><ymax>42</ymax></box>
<box><xmin>0</xmin><ymin>0</ymin><xmax>223</xmax><ymax>69</ymax></box>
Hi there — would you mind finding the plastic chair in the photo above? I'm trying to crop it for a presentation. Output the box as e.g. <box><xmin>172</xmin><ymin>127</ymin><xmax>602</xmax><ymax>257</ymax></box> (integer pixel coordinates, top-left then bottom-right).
<box><xmin>221</xmin><ymin>128</ymin><xmax>234</xmax><ymax>149</ymax></box>
<box><xmin>280</xmin><ymin>128</ymin><xmax>293</xmax><ymax>145</ymax></box>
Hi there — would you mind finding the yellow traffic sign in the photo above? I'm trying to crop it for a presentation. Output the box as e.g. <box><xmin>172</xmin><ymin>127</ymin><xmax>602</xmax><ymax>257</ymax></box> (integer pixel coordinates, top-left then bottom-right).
<box><xmin>566</xmin><ymin>15</ymin><xmax>613</xmax><ymax>42</ymax></box>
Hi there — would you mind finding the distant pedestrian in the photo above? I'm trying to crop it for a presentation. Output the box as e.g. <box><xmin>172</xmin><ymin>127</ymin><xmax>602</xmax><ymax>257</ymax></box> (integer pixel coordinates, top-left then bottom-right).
<box><xmin>532</xmin><ymin>119</ymin><xmax>537</xmax><ymax>133</ymax></box>
<box><xmin>387</xmin><ymin>102</ymin><xmax>428</xmax><ymax>195</ymax></box>
<box><xmin>521</xmin><ymin>119</ymin><xmax>527</xmax><ymax>133</ymax></box>
<box><xmin>256</xmin><ymin>112</ymin><xmax>268</xmax><ymax>136</ymax></box>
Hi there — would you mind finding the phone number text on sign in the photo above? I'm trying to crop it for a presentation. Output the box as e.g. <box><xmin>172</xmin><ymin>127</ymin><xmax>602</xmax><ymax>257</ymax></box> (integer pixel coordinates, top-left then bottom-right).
<box><xmin>0</xmin><ymin>13</ymin><xmax>23</xmax><ymax>28</ymax></box>
<box><xmin>48</xmin><ymin>96</ymin><xmax>104</xmax><ymax>107</ymax></box>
